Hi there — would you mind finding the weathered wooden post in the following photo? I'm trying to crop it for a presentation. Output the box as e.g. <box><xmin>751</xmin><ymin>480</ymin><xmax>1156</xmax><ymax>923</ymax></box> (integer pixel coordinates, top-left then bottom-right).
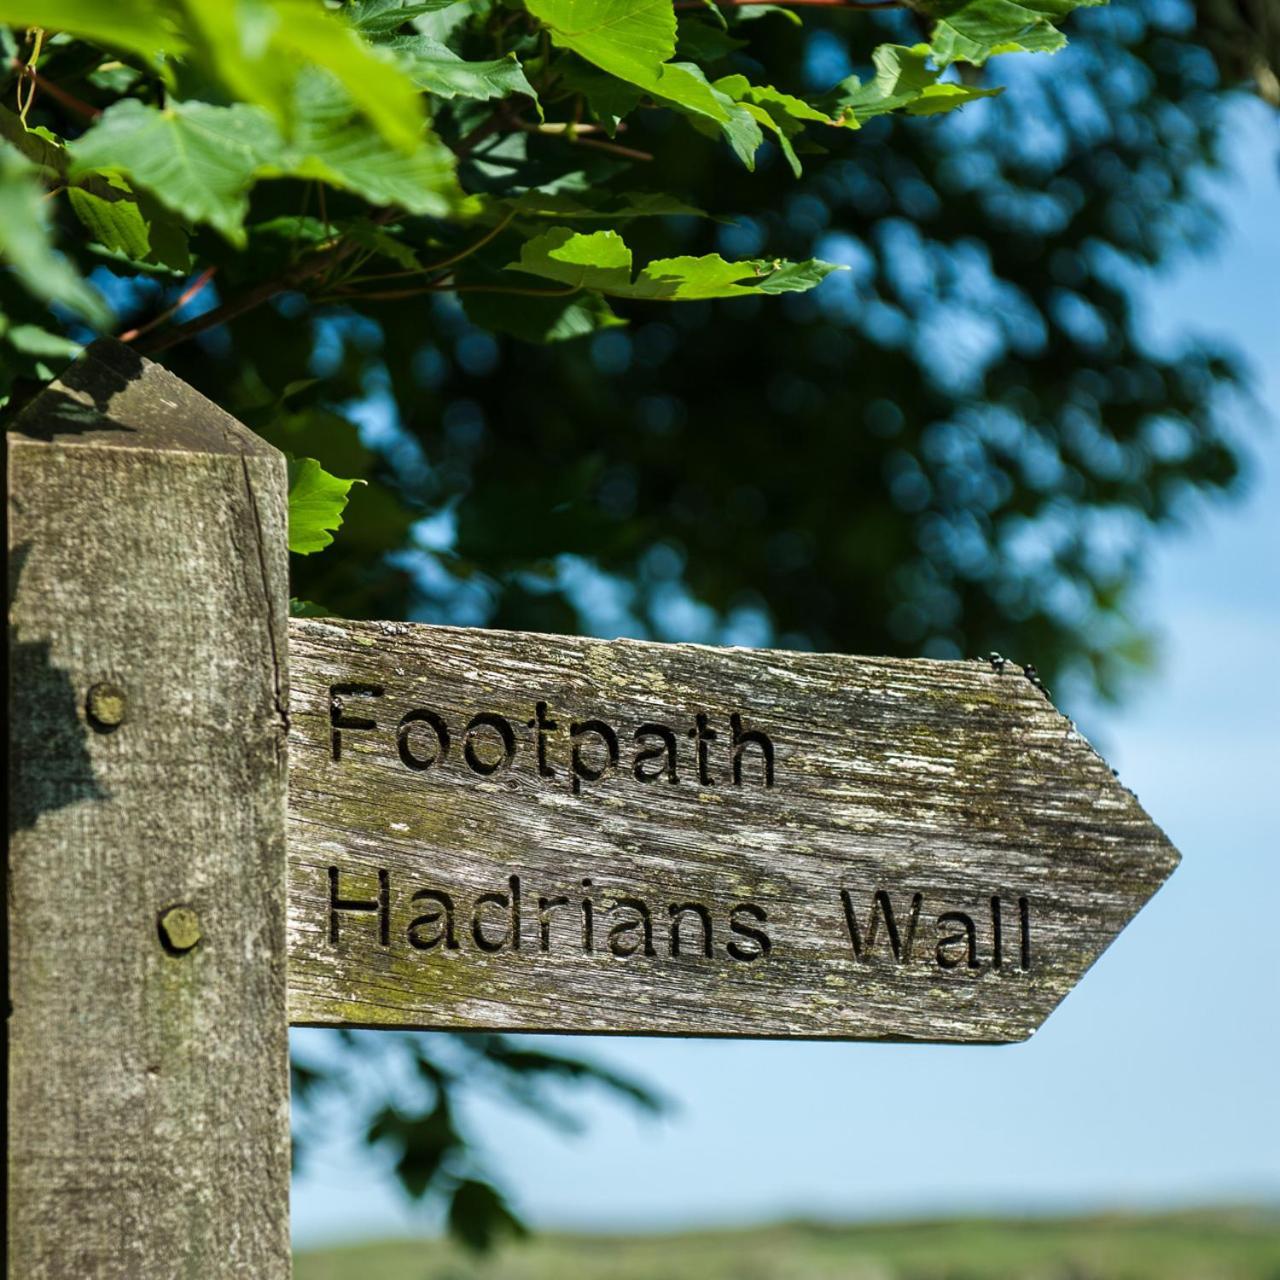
<box><xmin>6</xmin><ymin>342</ymin><xmax>292</xmax><ymax>1277</ymax></box>
<box><xmin>7</xmin><ymin>344</ymin><xmax>1182</xmax><ymax>1273</ymax></box>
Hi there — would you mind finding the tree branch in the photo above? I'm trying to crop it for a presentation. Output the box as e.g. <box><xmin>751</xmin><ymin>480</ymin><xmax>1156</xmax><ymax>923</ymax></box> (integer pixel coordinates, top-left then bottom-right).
<box><xmin>513</xmin><ymin>120</ymin><xmax>654</xmax><ymax>162</ymax></box>
<box><xmin>135</xmin><ymin>212</ymin><xmax>398</xmax><ymax>355</ymax></box>
<box><xmin>119</xmin><ymin>267</ymin><xmax>217</xmax><ymax>344</ymax></box>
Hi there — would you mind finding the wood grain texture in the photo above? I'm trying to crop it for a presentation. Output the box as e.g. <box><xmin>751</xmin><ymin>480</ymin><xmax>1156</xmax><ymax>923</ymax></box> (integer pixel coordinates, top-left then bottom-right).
<box><xmin>6</xmin><ymin>342</ymin><xmax>291</xmax><ymax>1277</ymax></box>
<box><xmin>287</xmin><ymin>619</ymin><xmax>1179</xmax><ymax>1043</ymax></box>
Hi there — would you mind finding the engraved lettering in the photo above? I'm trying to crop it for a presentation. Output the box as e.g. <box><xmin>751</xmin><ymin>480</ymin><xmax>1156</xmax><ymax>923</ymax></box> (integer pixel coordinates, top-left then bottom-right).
<box><xmin>607</xmin><ymin>898</ymin><xmax>656</xmax><ymax>957</ymax></box>
<box><xmin>397</xmin><ymin>709</ymin><xmax>449</xmax><ymax>771</ymax></box>
<box><xmin>570</xmin><ymin>719</ymin><xmax>619</xmax><ymax>794</ymax></box>
<box><xmin>669</xmin><ymin>902</ymin><xmax>713</xmax><ymax>957</ymax></box>
<box><xmin>329</xmin><ymin>683</ymin><xmax>383</xmax><ymax>761</ymax></box>
<box><xmin>463</xmin><ymin>713</ymin><xmax>516</xmax><ymax>775</ymax></box>
<box><xmin>353</xmin><ymin>700</ymin><xmax>777</xmax><ymax>792</ymax></box>
<box><xmin>727</xmin><ymin>903</ymin><xmax>771</xmax><ymax>961</ymax></box>
<box><xmin>528</xmin><ymin>701</ymin><xmax>558</xmax><ymax>778</ymax></box>
<box><xmin>538</xmin><ymin>895</ymin><xmax>571</xmax><ymax>950</ymax></box>
<box><xmin>840</xmin><ymin>889</ymin><xmax>922</xmax><ymax>963</ymax></box>
<box><xmin>935</xmin><ymin>910</ymin><xmax>980</xmax><ymax>969</ymax></box>
<box><xmin>633</xmin><ymin>723</ymin><xmax>678</xmax><ymax>784</ymax></box>
<box><xmin>407</xmin><ymin>889</ymin><xmax>457</xmax><ymax>951</ymax></box>
<box><xmin>581</xmin><ymin>878</ymin><xmax>594</xmax><ymax>952</ymax></box>
<box><xmin>730</xmin><ymin>713</ymin><xmax>774</xmax><ymax>787</ymax></box>
<box><xmin>686</xmin><ymin>713</ymin><xmax>717</xmax><ymax>786</ymax></box>
<box><xmin>328</xmin><ymin>865</ymin><xmax>389</xmax><ymax>946</ymax></box>
<box><xmin>472</xmin><ymin>875</ymin><xmax>520</xmax><ymax>951</ymax></box>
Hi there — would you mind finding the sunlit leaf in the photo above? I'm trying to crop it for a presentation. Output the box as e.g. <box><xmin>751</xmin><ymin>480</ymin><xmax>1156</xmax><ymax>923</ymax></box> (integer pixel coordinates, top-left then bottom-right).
<box><xmin>922</xmin><ymin>0</ymin><xmax>1106</xmax><ymax>65</ymax></box>
<box><xmin>0</xmin><ymin>0</ymin><xmax>186</xmax><ymax>63</ymax></box>
<box><xmin>287</xmin><ymin>456</ymin><xmax>365</xmax><ymax>555</ymax></box>
<box><xmin>68</xmin><ymin>100</ymin><xmax>282</xmax><ymax>245</ymax></box>
<box><xmin>390</xmin><ymin>35</ymin><xmax>540</xmax><ymax>106</ymax></box>
<box><xmin>348</xmin><ymin>0</ymin><xmax>462</xmax><ymax>35</ymax></box>
<box><xmin>822</xmin><ymin>44</ymin><xmax>1001</xmax><ymax>125</ymax></box>
<box><xmin>508</xmin><ymin>226</ymin><xmax>842</xmax><ymax>299</ymax></box>
<box><xmin>183</xmin><ymin>0</ymin><xmax>426</xmax><ymax>152</ymax></box>
<box><xmin>278</xmin><ymin>69</ymin><xmax>465</xmax><ymax>217</ymax></box>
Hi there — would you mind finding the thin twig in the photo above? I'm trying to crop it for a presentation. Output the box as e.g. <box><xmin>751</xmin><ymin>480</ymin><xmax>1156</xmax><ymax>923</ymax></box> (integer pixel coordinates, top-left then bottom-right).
<box><xmin>527</xmin><ymin>121</ymin><xmax>613</xmax><ymax>136</ymax></box>
<box><xmin>119</xmin><ymin>267</ymin><xmax>218</xmax><ymax>343</ymax></box>
<box><xmin>17</xmin><ymin>29</ymin><xmax>42</xmax><ymax>123</ymax></box>
<box><xmin>10</xmin><ymin>57</ymin><xmax>101</xmax><ymax>122</ymax></box>
<box><xmin>513</xmin><ymin>120</ymin><xmax>654</xmax><ymax>162</ymax></box>
<box><xmin>341</xmin><ymin>210</ymin><xmax>518</xmax><ymax>287</ymax></box>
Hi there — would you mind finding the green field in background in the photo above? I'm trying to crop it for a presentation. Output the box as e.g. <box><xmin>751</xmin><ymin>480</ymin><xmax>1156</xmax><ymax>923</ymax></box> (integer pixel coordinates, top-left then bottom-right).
<box><xmin>295</xmin><ymin>1207</ymin><xmax>1280</xmax><ymax>1279</ymax></box>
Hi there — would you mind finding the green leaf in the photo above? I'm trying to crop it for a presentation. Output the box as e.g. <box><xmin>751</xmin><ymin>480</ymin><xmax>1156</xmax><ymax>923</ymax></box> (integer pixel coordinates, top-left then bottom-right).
<box><xmin>183</xmin><ymin>0</ymin><xmax>426</xmax><ymax>153</ymax></box>
<box><xmin>389</xmin><ymin>35</ymin><xmax>540</xmax><ymax>106</ymax></box>
<box><xmin>528</xmin><ymin>0</ymin><xmax>751</xmax><ymax>155</ymax></box>
<box><xmin>66</xmin><ymin>174</ymin><xmax>190</xmax><ymax>272</ymax></box>
<box><xmin>0</xmin><ymin>105</ymin><xmax>68</xmax><ymax>181</ymax></box>
<box><xmin>461</xmin><ymin>287</ymin><xmax>625</xmax><ymax>342</ymax></box>
<box><xmin>556</xmin><ymin>62</ymin><xmax>645</xmax><ymax>134</ymax></box>
<box><xmin>68</xmin><ymin>99</ymin><xmax>282</xmax><ymax>246</ymax></box>
<box><xmin>676</xmin><ymin>19</ymin><xmax>747</xmax><ymax>64</ymax></box>
<box><xmin>279</xmin><ymin>69</ymin><xmax>465</xmax><ymax>217</ymax></box>
<box><xmin>0</xmin><ymin>107</ymin><xmax>191</xmax><ymax>271</ymax></box>
<box><xmin>823</xmin><ymin>44</ymin><xmax>1001</xmax><ymax>124</ymax></box>
<box><xmin>713</xmin><ymin>75</ymin><xmax>833</xmax><ymax>176</ymax></box>
<box><xmin>0</xmin><ymin>147</ymin><xmax>110</xmax><ymax>328</ymax></box>
<box><xmin>348</xmin><ymin>0</ymin><xmax>463</xmax><ymax>35</ymax></box>
<box><xmin>286</xmin><ymin>456</ymin><xmax>364</xmax><ymax>555</ymax></box>
<box><xmin>289</xmin><ymin>597</ymin><xmax>334</xmax><ymax>617</ymax></box>
<box><xmin>447</xmin><ymin>1180</ymin><xmax>528</xmax><ymax>1254</ymax></box>
<box><xmin>507</xmin><ymin>226</ymin><xmax>842</xmax><ymax>299</ymax></box>
<box><xmin>526</xmin><ymin>0</ymin><xmax>677</xmax><ymax>91</ymax></box>
<box><xmin>3</xmin><ymin>322</ymin><xmax>82</xmax><ymax>359</ymax></box>
<box><xmin>0</xmin><ymin>0</ymin><xmax>186</xmax><ymax>64</ymax></box>
<box><xmin>920</xmin><ymin>0</ymin><xmax>1106</xmax><ymax>66</ymax></box>
<box><xmin>67</xmin><ymin>179</ymin><xmax>150</xmax><ymax>261</ymax></box>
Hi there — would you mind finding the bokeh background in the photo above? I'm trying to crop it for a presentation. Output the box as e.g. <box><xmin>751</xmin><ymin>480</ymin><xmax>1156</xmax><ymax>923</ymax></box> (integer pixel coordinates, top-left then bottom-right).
<box><xmin>149</xmin><ymin>0</ymin><xmax>1280</xmax><ymax>1268</ymax></box>
<box><xmin>291</xmin><ymin>91</ymin><xmax>1279</xmax><ymax>1256</ymax></box>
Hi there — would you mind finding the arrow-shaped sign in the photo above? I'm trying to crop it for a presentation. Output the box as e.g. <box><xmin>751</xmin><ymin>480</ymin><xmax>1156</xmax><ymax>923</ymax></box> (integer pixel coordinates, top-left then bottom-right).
<box><xmin>286</xmin><ymin>618</ymin><xmax>1178</xmax><ymax>1042</ymax></box>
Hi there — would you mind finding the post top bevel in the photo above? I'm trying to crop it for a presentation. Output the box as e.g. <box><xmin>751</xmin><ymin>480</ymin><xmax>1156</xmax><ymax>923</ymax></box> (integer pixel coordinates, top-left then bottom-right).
<box><xmin>6</xmin><ymin>339</ymin><xmax>279</xmax><ymax>461</ymax></box>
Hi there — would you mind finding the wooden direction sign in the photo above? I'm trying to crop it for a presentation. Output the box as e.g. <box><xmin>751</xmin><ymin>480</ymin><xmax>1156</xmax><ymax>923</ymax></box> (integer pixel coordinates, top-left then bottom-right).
<box><xmin>8</xmin><ymin>341</ymin><xmax>1186</xmax><ymax>1278</ymax></box>
<box><xmin>287</xmin><ymin>618</ymin><xmax>1179</xmax><ymax>1043</ymax></box>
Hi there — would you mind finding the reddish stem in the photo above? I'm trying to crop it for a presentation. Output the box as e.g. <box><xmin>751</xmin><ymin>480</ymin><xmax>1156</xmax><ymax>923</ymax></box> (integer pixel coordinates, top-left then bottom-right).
<box><xmin>10</xmin><ymin>60</ymin><xmax>100</xmax><ymax>121</ymax></box>
<box><xmin>119</xmin><ymin>267</ymin><xmax>218</xmax><ymax>343</ymax></box>
<box><xmin>135</xmin><ymin>209</ymin><xmax>406</xmax><ymax>353</ymax></box>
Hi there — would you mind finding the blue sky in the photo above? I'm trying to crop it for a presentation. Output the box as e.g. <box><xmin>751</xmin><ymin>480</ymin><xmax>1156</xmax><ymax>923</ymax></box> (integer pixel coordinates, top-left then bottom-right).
<box><xmin>291</xmin><ymin>96</ymin><xmax>1280</xmax><ymax>1246</ymax></box>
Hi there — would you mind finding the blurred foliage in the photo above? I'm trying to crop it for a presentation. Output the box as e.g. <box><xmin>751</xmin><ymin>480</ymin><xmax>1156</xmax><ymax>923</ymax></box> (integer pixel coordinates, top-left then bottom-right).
<box><xmin>1197</xmin><ymin>0</ymin><xmax>1280</xmax><ymax>105</ymax></box>
<box><xmin>294</xmin><ymin>1208</ymin><xmax>1280</xmax><ymax>1278</ymax></box>
<box><xmin>174</xmin><ymin>0</ymin><xmax>1253</xmax><ymax>705</ymax></box>
<box><xmin>291</xmin><ymin>1029</ymin><xmax>662</xmax><ymax>1250</ymax></box>
<box><xmin>1</xmin><ymin>0</ymin><xmax>1269</xmax><ymax>1252</ymax></box>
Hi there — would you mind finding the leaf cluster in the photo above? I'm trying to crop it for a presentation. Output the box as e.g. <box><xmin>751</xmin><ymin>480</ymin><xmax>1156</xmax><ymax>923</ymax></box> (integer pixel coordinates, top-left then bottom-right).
<box><xmin>0</xmin><ymin>0</ymin><xmax>1102</xmax><ymax>378</ymax></box>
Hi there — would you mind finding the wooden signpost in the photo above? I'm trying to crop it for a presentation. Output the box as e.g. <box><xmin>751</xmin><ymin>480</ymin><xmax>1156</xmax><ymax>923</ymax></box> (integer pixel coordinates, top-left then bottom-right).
<box><xmin>287</xmin><ymin>619</ymin><xmax>1177</xmax><ymax>1043</ymax></box>
<box><xmin>6</xmin><ymin>343</ymin><xmax>1181</xmax><ymax>1276</ymax></box>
